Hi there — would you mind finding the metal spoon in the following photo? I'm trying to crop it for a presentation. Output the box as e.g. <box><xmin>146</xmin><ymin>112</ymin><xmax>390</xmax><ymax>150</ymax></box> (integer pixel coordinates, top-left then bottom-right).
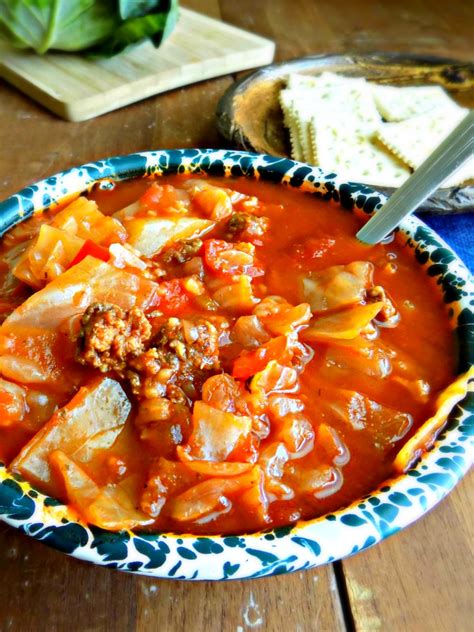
<box><xmin>356</xmin><ymin>109</ymin><xmax>474</xmax><ymax>245</ymax></box>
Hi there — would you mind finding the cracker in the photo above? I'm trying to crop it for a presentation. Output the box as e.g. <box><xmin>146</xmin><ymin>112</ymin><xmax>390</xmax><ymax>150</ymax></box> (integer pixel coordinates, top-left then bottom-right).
<box><xmin>291</xmin><ymin>97</ymin><xmax>319</xmax><ymax>162</ymax></box>
<box><xmin>310</xmin><ymin>114</ymin><xmax>410</xmax><ymax>187</ymax></box>
<box><xmin>284</xmin><ymin>74</ymin><xmax>381</xmax><ymax>161</ymax></box>
<box><xmin>372</xmin><ymin>84</ymin><xmax>457</xmax><ymax>121</ymax></box>
<box><xmin>279</xmin><ymin>89</ymin><xmax>304</xmax><ymax>161</ymax></box>
<box><xmin>376</xmin><ymin>105</ymin><xmax>472</xmax><ymax>186</ymax></box>
<box><xmin>280</xmin><ymin>74</ymin><xmax>471</xmax><ymax>188</ymax></box>
<box><xmin>287</xmin><ymin>71</ymin><xmax>363</xmax><ymax>90</ymax></box>
<box><xmin>290</xmin><ymin>83</ymin><xmax>381</xmax><ymax>131</ymax></box>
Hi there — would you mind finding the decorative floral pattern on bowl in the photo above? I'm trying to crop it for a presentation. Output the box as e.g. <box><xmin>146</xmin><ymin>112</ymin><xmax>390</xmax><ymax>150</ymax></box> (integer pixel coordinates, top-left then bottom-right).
<box><xmin>0</xmin><ymin>149</ymin><xmax>472</xmax><ymax>580</ymax></box>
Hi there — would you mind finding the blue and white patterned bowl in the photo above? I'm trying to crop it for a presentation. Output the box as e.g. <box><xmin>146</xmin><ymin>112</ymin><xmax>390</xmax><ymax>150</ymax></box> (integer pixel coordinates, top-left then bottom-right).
<box><xmin>0</xmin><ymin>149</ymin><xmax>472</xmax><ymax>580</ymax></box>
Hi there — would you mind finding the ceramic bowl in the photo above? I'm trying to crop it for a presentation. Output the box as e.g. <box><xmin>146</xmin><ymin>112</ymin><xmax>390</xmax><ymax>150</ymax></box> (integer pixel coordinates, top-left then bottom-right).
<box><xmin>0</xmin><ymin>149</ymin><xmax>472</xmax><ymax>580</ymax></box>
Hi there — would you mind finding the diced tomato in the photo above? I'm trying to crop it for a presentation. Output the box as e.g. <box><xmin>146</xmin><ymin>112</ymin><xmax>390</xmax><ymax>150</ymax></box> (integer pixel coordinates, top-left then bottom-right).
<box><xmin>203</xmin><ymin>239</ymin><xmax>264</xmax><ymax>278</ymax></box>
<box><xmin>140</xmin><ymin>183</ymin><xmax>164</xmax><ymax>209</ymax></box>
<box><xmin>68</xmin><ymin>240</ymin><xmax>110</xmax><ymax>268</ymax></box>
<box><xmin>232</xmin><ymin>336</ymin><xmax>295</xmax><ymax>380</ymax></box>
<box><xmin>192</xmin><ymin>187</ymin><xmax>232</xmax><ymax>221</ymax></box>
<box><xmin>155</xmin><ymin>279</ymin><xmax>191</xmax><ymax>315</ymax></box>
<box><xmin>139</xmin><ymin>183</ymin><xmax>189</xmax><ymax>214</ymax></box>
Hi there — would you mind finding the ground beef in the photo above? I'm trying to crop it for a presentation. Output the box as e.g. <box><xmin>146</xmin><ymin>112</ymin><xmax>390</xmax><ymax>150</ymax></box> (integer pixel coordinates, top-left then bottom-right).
<box><xmin>76</xmin><ymin>303</ymin><xmax>152</xmax><ymax>373</ymax></box>
<box><xmin>76</xmin><ymin>304</ymin><xmax>221</xmax><ymax>433</ymax></box>
<box><xmin>162</xmin><ymin>238</ymin><xmax>203</xmax><ymax>264</ymax></box>
<box><xmin>226</xmin><ymin>212</ymin><xmax>269</xmax><ymax>241</ymax></box>
<box><xmin>160</xmin><ymin>317</ymin><xmax>221</xmax><ymax>371</ymax></box>
<box><xmin>127</xmin><ymin>317</ymin><xmax>221</xmax><ymax>400</ymax></box>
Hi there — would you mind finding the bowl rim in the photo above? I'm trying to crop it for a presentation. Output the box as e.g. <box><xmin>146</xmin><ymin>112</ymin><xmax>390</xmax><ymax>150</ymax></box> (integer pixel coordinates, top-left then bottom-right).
<box><xmin>0</xmin><ymin>148</ymin><xmax>472</xmax><ymax>580</ymax></box>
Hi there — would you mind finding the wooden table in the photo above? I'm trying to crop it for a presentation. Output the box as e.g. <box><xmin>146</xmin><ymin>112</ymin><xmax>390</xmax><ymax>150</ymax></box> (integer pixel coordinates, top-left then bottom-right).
<box><xmin>0</xmin><ymin>1</ymin><xmax>472</xmax><ymax>630</ymax></box>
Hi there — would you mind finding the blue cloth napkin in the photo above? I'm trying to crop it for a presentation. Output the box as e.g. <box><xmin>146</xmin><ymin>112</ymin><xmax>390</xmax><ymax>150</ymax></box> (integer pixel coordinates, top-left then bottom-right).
<box><xmin>420</xmin><ymin>212</ymin><xmax>473</xmax><ymax>273</ymax></box>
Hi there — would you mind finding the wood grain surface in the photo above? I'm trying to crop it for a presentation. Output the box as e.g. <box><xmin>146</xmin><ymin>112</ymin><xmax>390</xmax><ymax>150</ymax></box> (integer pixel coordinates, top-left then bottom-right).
<box><xmin>343</xmin><ymin>472</ymin><xmax>474</xmax><ymax>632</ymax></box>
<box><xmin>0</xmin><ymin>1</ymin><xmax>472</xmax><ymax>631</ymax></box>
<box><xmin>0</xmin><ymin>8</ymin><xmax>274</xmax><ymax>121</ymax></box>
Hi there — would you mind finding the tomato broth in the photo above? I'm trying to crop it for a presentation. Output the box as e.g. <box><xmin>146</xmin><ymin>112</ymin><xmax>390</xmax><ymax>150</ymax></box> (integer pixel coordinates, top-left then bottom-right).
<box><xmin>0</xmin><ymin>175</ymin><xmax>456</xmax><ymax>534</ymax></box>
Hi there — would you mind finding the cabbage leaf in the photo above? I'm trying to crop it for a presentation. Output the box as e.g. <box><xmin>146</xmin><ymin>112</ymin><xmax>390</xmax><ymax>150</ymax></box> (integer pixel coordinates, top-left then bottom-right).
<box><xmin>0</xmin><ymin>0</ymin><xmax>178</xmax><ymax>56</ymax></box>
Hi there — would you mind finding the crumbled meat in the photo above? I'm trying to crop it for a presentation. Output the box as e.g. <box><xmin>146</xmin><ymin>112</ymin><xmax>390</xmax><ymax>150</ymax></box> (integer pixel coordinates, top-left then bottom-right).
<box><xmin>226</xmin><ymin>212</ymin><xmax>269</xmax><ymax>241</ymax></box>
<box><xmin>76</xmin><ymin>303</ymin><xmax>152</xmax><ymax>373</ymax></box>
<box><xmin>76</xmin><ymin>303</ymin><xmax>221</xmax><ymax>439</ymax></box>
<box><xmin>158</xmin><ymin>317</ymin><xmax>221</xmax><ymax>371</ymax></box>
<box><xmin>162</xmin><ymin>238</ymin><xmax>203</xmax><ymax>264</ymax></box>
<box><xmin>126</xmin><ymin>348</ymin><xmax>166</xmax><ymax>398</ymax></box>
<box><xmin>143</xmin><ymin>260</ymin><xmax>167</xmax><ymax>280</ymax></box>
<box><xmin>366</xmin><ymin>286</ymin><xmax>399</xmax><ymax>325</ymax></box>
<box><xmin>126</xmin><ymin>317</ymin><xmax>221</xmax><ymax>400</ymax></box>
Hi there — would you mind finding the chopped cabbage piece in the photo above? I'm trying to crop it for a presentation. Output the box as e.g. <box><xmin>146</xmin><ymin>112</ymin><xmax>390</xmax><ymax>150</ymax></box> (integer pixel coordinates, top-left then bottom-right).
<box><xmin>394</xmin><ymin>368</ymin><xmax>473</xmax><ymax>473</ymax></box>
<box><xmin>179</xmin><ymin>401</ymin><xmax>252</xmax><ymax>462</ymax></box>
<box><xmin>302</xmin><ymin>301</ymin><xmax>384</xmax><ymax>341</ymax></box>
<box><xmin>52</xmin><ymin>197</ymin><xmax>127</xmax><ymax>246</ymax></box>
<box><xmin>3</xmin><ymin>256</ymin><xmax>158</xmax><ymax>331</ymax></box>
<box><xmin>231</xmin><ymin>315</ymin><xmax>271</xmax><ymax>348</ymax></box>
<box><xmin>0</xmin><ymin>326</ymin><xmax>81</xmax><ymax>388</ymax></box>
<box><xmin>323</xmin><ymin>337</ymin><xmax>392</xmax><ymax>379</ymax></box>
<box><xmin>11</xmin><ymin>377</ymin><xmax>130</xmax><ymax>496</ymax></box>
<box><xmin>0</xmin><ymin>378</ymin><xmax>27</xmax><ymax>427</ymax></box>
<box><xmin>212</xmin><ymin>275</ymin><xmax>259</xmax><ymax>313</ymax></box>
<box><xmin>302</xmin><ymin>261</ymin><xmax>373</xmax><ymax>311</ymax></box>
<box><xmin>319</xmin><ymin>386</ymin><xmax>412</xmax><ymax>449</ymax></box>
<box><xmin>274</xmin><ymin>412</ymin><xmax>315</xmax><ymax>455</ymax></box>
<box><xmin>124</xmin><ymin>217</ymin><xmax>214</xmax><ymax>257</ymax></box>
<box><xmin>316</xmin><ymin>424</ymin><xmax>350</xmax><ymax>466</ymax></box>
<box><xmin>169</xmin><ymin>466</ymin><xmax>263</xmax><ymax>522</ymax></box>
<box><xmin>285</xmin><ymin>462</ymin><xmax>343</xmax><ymax>498</ymax></box>
<box><xmin>192</xmin><ymin>186</ymin><xmax>233</xmax><ymax>221</ymax></box>
<box><xmin>254</xmin><ymin>296</ymin><xmax>311</xmax><ymax>335</ymax></box>
<box><xmin>13</xmin><ymin>225</ymin><xmax>84</xmax><ymax>288</ymax></box>
<box><xmin>250</xmin><ymin>360</ymin><xmax>298</xmax><ymax>395</ymax></box>
<box><xmin>182</xmin><ymin>461</ymin><xmax>253</xmax><ymax>476</ymax></box>
<box><xmin>50</xmin><ymin>451</ymin><xmax>153</xmax><ymax>531</ymax></box>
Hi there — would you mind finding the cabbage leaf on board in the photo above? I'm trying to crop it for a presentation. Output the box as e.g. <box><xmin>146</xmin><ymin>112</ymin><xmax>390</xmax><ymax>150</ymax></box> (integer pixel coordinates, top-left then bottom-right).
<box><xmin>0</xmin><ymin>0</ymin><xmax>179</xmax><ymax>56</ymax></box>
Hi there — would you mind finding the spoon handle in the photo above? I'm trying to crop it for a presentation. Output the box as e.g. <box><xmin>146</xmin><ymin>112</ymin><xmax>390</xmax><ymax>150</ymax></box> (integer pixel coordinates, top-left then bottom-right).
<box><xmin>356</xmin><ymin>110</ymin><xmax>474</xmax><ymax>245</ymax></box>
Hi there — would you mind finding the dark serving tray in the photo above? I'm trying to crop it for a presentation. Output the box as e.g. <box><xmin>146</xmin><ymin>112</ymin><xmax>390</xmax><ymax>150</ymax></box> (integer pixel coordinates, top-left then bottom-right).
<box><xmin>216</xmin><ymin>53</ymin><xmax>474</xmax><ymax>214</ymax></box>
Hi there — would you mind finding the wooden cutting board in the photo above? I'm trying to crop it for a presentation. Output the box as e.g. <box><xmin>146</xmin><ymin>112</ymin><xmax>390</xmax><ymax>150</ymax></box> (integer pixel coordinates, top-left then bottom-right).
<box><xmin>0</xmin><ymin>8</ymin><xmax>275</xmax><ymax>122</ymax></box>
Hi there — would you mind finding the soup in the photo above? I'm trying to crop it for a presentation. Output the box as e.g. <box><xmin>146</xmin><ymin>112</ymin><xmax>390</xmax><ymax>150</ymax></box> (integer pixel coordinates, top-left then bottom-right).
<box><xmin>0</xmin><ymin>175</ymin><xmax>459</xmax><ymax>534</ymax></box>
